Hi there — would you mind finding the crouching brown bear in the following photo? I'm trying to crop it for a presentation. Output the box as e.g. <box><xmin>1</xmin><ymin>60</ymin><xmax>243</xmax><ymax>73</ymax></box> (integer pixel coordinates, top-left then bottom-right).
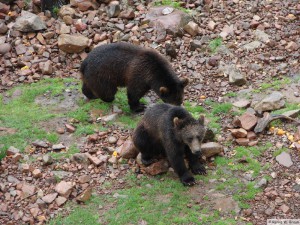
<box><xmin>80</xmin><ymin>43</ymin><xmax>188</xmax><ymax>112</ymax></box>
<box><xmin>133</xmin><ymin>103</ymin><xmax>207</xmax><ymax>186</ymax></box>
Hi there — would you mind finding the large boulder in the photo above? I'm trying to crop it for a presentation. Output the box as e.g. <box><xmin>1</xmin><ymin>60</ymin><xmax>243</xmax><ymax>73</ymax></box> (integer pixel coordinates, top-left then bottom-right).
<box><xmin>254</xmin><ymin>91</ymin><xmax>285</xmax><ymax>112</ymax></box>
<box><xmin>144</xmin><ymin>6</ymin><xmax>192</xmax><ymax>40</ymax></box>
<box><xmin>13</xmin><ymin>10</ymin><xmax>46</xmax><ymax>32</ymax></box>
<box><xmin>58</xmin><ymin>34</ymin><xmax>89</xmax><ymax>53</ymax></box>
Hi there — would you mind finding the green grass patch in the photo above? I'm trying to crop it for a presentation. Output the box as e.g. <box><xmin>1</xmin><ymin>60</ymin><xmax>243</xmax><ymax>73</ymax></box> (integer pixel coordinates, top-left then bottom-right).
<box><xmin>272</xmin><ymin>147</ymin><xmax>289</xmax><ymax>157</ymax></box>
<box><xmin>208</xmin><ymin>38</ymin><xmax>222</xmax><ymax>53</ymax></box>
<box><xmin>211</xmin><ymin>103</ymin><xmax>232</xmax><ymax>115</ymax></box>
<box><xmin>224</xmin><ymin>91</ymin><xmax>238</xmax><ymax>97</ymax></box>
<box><xmin>49</xmin><ymin>145</ymin><xmax>80</xmax><ymax>159</ymax></box>
<box><xmin>253</xmin><ymin>77</ymin><xmax>291</xmax><ymax>93</ymax></box>
<box><xmin>155</xmin><ymin>0</ymin><xmax>191</xmax><ymax>13</ymax></box>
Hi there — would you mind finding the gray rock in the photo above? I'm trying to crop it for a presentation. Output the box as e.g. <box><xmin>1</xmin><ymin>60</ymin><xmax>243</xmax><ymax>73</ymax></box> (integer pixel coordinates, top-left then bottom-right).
<box><xmin>52</xmin><ymin>171</ymin><xmax>72</xmax><ymax>179</ymax></box>
<box><xmin>232</xmin><ymin>99</ymin><xmax>251</xmax><ymax>108</ymax></box>
<box><xmin>219</xmin><ymin>62</ymin><xmax>246</xmax><ymax>86</ymax></box>
<box><xmin>7</xmin><ymin>175</ymin><xmax>20</xmax><ymax>184</ymax></box>
<box><xmin>52</xmin><ymin>144</ymin><xmax>66</xmax><ymax>151</ymax></box>
<box><xmin>13</xmin><ymin>11</ymin><xmax>46</xmax><ymax>32</ymax></box>
<box><xmin>71</xmin><ymin>153</ymin><xmax>90</xmax><ymax>165</ymax></box>
<box><xmin>0</xmin><ymin>22</ymin><xmax>8</xmax><ymax>34</ymax></box>
<box><xmin>0</xmin><ymin>43</ymin><xmax>11</xmax><ymax>55</ymax></box>
<box><xmin>6</xmin><ymin>146</ymin><xmax>20</xmax><ymax>156</ymax></box>
<box><xmin>242</xmin><ymin>41</ymin><xmax>263</xmax><ymax>51</ymax></box>
<box><xmin>32</xmin><ymin>140</ymin><xmax>48</xmax><ymax>148</ymax></box>
<box><xmin>254</xmin><ymin>30</ymin><xmax>270</xmax><ymax>43</ymax></box>
<box><xmin>254</xmin><ymin>178</ymin><xmax>267</xmax><ymax>189</ymax></box>
<box><xmin>58</xmin><ymin>34</ymin><xmax>89</xmax><ymax>53</ymax></box>
<box><xmin>183</xmin><ymin>21</ymin><xmax>199</xmax><ymax>36</ymax></box>
<box><xmin>58</xmin><ymin>5</ymin><xmax>76</xmax><ymax>18</ymax></box>
<box><xmin>42</xmin><ymin>154</ymin><xmax>54</xmax><ymax>166</ymax></box>
<box><xmin>190</xmin><ymin>40</ymin><xmax>202</xmax><ymax>51</ymax></box>
<box><xmin>293</xmin><ymin>184</ymin><xmax>300</xmax><ymax>192</ymax></box>
<box><xmin>212</xmin><ymin>195</ymin><xmax>240</xmax><ymax>214</ymax></box>
<box><xmin>254</xmin><ymin>91</ymin><xmax>285</xmax><ymax>111</ymax></box>
<box><xmin>106</xmin><ymin>4</ymin><xmax>120</xmax><ymax>18</ymax></box>
<box><xmin>276</xmin><ymin>152</ymin><xmax>293</xmax><ymax>167</ymax></box>
<box><xmin>101</xmin><ymin>113</ymin><xmax>118</xmax><ymax>122</ymax></box>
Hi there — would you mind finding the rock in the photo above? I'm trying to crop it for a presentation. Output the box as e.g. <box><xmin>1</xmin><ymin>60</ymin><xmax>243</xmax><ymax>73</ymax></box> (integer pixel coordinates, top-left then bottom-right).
<box><xmin>201</xmin><ymin>142</ymin><xmax>223</xmax><ymax>158</ymax></box>
<box><xmin>7</xmin><ymin>175</ymin><xmax>20</xmax><ymax>184</ymax></box>
<box><xmin>78</xmin><ymin>175</ymin><xmax>91</xmax><ymax>184</ymax></box>
<box><xmin>119</xmin><ymin>9</ymin><xmax>135</xmax><ymax>19</ymax></box>
<box><xmin>285</xmin><ymin>41</ymin><xmax>298</xmax><ymax>51</ymax></box>
<box><xmin>87</xmin><ymin>154</ymin><xmax>102</xmax><ymax>166</ymax></box>
<box><xmin>190</xmin><ymin>40</ymin><xmax>202</xmax><ymax>51</ymax></box>
<box><xmin>236</xmin><ymin>138</ymin><xmax>250</xmax><ymax>146</ymax></box>
<box><xmin>6</xmin><ymin>146</ymin><xmax>20</xmax><ymax>156</ymax></box>
<box><xmin>71</xmin><ymin>153</ymin><xmax>89</xmax><ymax>165</ymax></box>
<box><xmin>106</xmin><ymin>4</ymin><xmax>120</xmax><ymax>18</ymax></box>
<box><xmin>13</xmin><ymin>11</ymin><xmax>46</xmax><ymax>32</ymax></box>
<box><xmin>265</xmin><ymin>207</ymin><xmax>275</xmax><ymax>216</ymax></box>
<box><xmin>42</xmin><ymin>154</ymin><xmax>53</xmax><ymax>166</ymax></box>
<box><xmin>136</xmin><ymin>153</ymin><xmax>142</xmax><ymax>165</ymax></box>
<box><xmin>76</xmin><ymin>187</ymin><xmax>92</xmax><ymax>202</ymax></box>
<box><xmin>280</xmin><ymin>204</ymin><xmax>290</xmax><ymax>213</ymax></box>
<box><xmin>32</xmin><ymin>169</ymin><xmax>42</xmax><ymax>178</ymax></box>
<box><xmin>119</xmin><ymin>140</ymin><xmax>139</xmax><ymax>159</ymax></box>
<box><xmin>282</xmin><ymin>109</ymin><xmax>300</xmax><ymax>118</ymax></box>
<box><xmin>145</xmin><ymin>6</ymin><xmax>192</xmax><ymax>36</ymax></box>
<box><xmin>59</xmin><ymin>23</ymin><xmax>71</xmax><ymax>34</ymax></box>
<box><xmin>52</xmin><ymin>171</ymin><xmax>72</xmax><ymax>179</ymax></box>
<box><xmin>144</xmin><ymin>159</ymin><xmax>169</xmax><ymax>176</ymax></box>
<box><xmin>30</xmin><ymin>207</ymin><xmax>40</xmax><ymax>218</ymax></box>
<box><xmin>207</xmin><ymin>56</ymin><xmax>219</xmax><ymax>67</ymax></box>
<box><xmin>243</xmin><ymin>209</ymin><xmax>252</xmax><ymax>216</ymax></box>
<box><xmin>0</xmin><ymin>2</ymin><xmax>9</xmax><ymax>14</ymax></box>
<box><xmin>42</xmin><ymin>193</ymin><xmax>58</xmax><ymax>204</ymax></box>
<box><xmin>32</xmin><ymin>140</ymin><xmax>48</xmax><ymax>148</ymax></box>
<box><xmin>254</xmin><ymin>178</ymin><xmax>267</xmax><ymax>189</ymax></box>
<box><xmin>293</xmin><ymin>184</ymin><xmax>300</xmax><ymax>192</ymax></box>
<box><xmin>0</xmin><ymin>43</ymin><xmax>11</xmax><ymax>55</ymax></box>
<box><xmin>219</xmin><ymin>63</ymin><xmax>246</xmax><ymax>86</ymax></box>
<box><xmin>238</xmin><ymin>113</ymin><xmax>258</xmax><ymax>131</ymax></box>
<box><xmin>74</xmin><ymin>19</ymin><xmax>87</xmax><ymax>32</ymax></box>
<box><xmin>247</xmin><ymin>131</ymin><xmax>256</xmax><ymax>140</ymax></box>
<box><xmin>77</xmin><ymin>1</ymin><xmax>97</xmax><ymax>11</ymax></box>
<box><xmin>108</xmin><ymin>156</ymin><xmax>117</xmax><ymax>164</ymax></box>
<box><xmin>40</xmin><ymin>60</ymin><xmax>53</xmax><ymax>75</ymax></box>
<box><xmin>58</xmin><ymin>5</ymin><xmax>75</xmax><ymax>18</ymax></box>
<box><xmin>254</xmin><ymin>30</ymin><xmax>270</xmax><ymax>43</ymax></box>
<box><xmin>22</xmin><ymin>183</ymin><xmax>36</xmax><ymax>197</ymax></box>
<box><xmin>21</xmin><ymin>163</ymin><xmax>30</xmax><ymax>173</ymax></box>
<box><xmin>183</xmin><ymin>21</ymin><xmax>199</xmax><ymax>36</ymax></box>
<box><xmin>165</xmin><ymin>43</ymin><xmax>177</xmax><ymax>59</ymax></box>
<box><xmin>11</xmin><ymin>153</ymin><xmax>22</xmax><ymax>163</ymax></box>
<box><xmin>52</xmin><ymin>143</ymin><xmax>66</xmax><ymax>151</ymax></box>
<box><xmin>63</xmin><ymin>15</ymin><xmax>73</xmax><ymax>25</ymax></box>
<box><xmin>55</xmin><ymin>196</ymin><xmax>67</xmax><ymax>206</ymax></box>
<box><xmin>254</xmin><ymin>92</ymin><xmax>285</xmax><ymax>112</ymax></box>
<box><xmin>207</xmin><ymin>20</ymin><xmax>216</xmax><ymax>31</ymax></box>
<box><xmin>65</xmin><ymin>123</ymin><xmax>76</xmax><ymax>133</ymax></box>
<box><xmin>232</xmin><ymin>99</ymin><xmax>251</xmax><ymax>108</ymax></box>
<box><xmin>229</xmin><ymin>128</ymin><xmax>247</xmax><ymax>138</ymax></box>
<box><xmin>58</xmin><ymin>34</ymin><xmax>89</xmax><ymax>53</ymax></box>
<box><xmin>276</xmin><ymin>152</ymin><xmax>293</xmax><ymax>167</ymax></box>
<box><xmin>108</xmin><ymin>136</ymin><xmax>117</xmax><ymax>144</ymax></box>
<box><xmin>55</xmin><ymin>181</ymin><xmax>73</xmax><ymax>198</ymax></box>
<box><xmin>242</xmin><ymin>41</ymin><xmax>263</xmax><ymax>51</ymax></box>
<box><xmin>101</xmin><ymin>113</ymin><xmax>118</xmax><ymax>122</ymax></box>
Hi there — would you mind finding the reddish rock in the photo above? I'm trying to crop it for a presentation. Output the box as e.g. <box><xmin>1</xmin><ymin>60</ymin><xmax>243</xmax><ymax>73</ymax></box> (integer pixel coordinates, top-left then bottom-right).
<box><xmin>74</xmin><ymin>19</ymin><xmax>87</xmax><ymax>32</ymax></box>
<box><xmin>65</xmin><ymin>123</ymin><xmax>76</xmax><ymax>133</ymax></box>
<box><xmin>22</xmin><ymin>183</ymin><xmax>36</xmax><ymax>197</ymax></box>
<box><xmin>42</xmin><ymin>193</ymin><xmax>58</xmax><ymax>204</ymax></box>
<box><xmin>144</xmin><ymin>159</ymin><xmax>169</xmax><ymax>176</ymax></box>
<box><xmin>55</xmin><ymin>196</ymin><xmax>67</xmax><ymax>206</ymax></box>
<box><xmin>77</xmin><ymin>1</ymin><xmax>98</xmax><ymax>11</ymax></box>
<box><xmin>119</xmin><ymin>140</ymin><xmax>139</xmax><ymax>159</ymax></box>
<box><xmin>280</xmin><ymin>204</ymin><xmax>290</xmax><ymax>213</ymax></box>
<box><xmin>236</xmin><ymin>138</ymin><xmax>250</xmax><ymax>146</ymax></box>
<box><xmin>6</xmin><ymin>146</ymin><xmax>20</xmax><ymax>156</ymax></box>
<box><xmin>30</xmin><ymin>207</ymin><xmax>40</xmax><ymax>218</ymax></box>
<box><xmin>32</xmin><ymin>169</ymin><xmax>42</xmax><ymax>178</ymax></box>
<box><xmin>21</xmin><ymin>164</ymin><xmax>30</xmax><ymax>173</ymax></box>
<box><xmin>208</xmin><ymin>20</ymin><xmax>216</xmax><ymax>30</ymax></box>
<box><xmin>87</xmin><ymin>154</ymin><xmax>102</xmax><ymax>166</ymax></box>
<box><xmin>0</xmin><ymin>3</ymin><xmax>10</xmax><ymax>14</ymax></box>
<box><xmin>183</xmin><ymin>21</ymin><xmax>199</xmax><ymax>36</ymax></box>
<box><xmin>285</xmin><ymin>41</ymin><xmax>298</xmax><ymax>51</ymax></box>
<box><xmin>248</xmin><ymin>140</ymin><xmax>258</xmax><ymax>146</ymax></box>
<box><xmin>78</xmin><ymin>175</ymin><xmax>91</xmax><ymax>184</ymax></box>
<box><xmin>238</xmin><ymin>113</ymin><xmax>258</xmax><ymax>131</ymax></box>
<box><xmin>247</xmin><ymin>131</ymin><xmax>257</xmax><ymax>140</ymax></box>
<box><xmin>12</xmin><ymin>153</ymin><xmax>22</xmax><ymax>163</ymax></box>
<box><xmin>119</xmin><ymin>9</ymin><xmax>135</xmax><ymax>19</ymax></box>
<box><xmin>229</xmin><ymin>128</ymin><xmax>247</xmax><ymax>138</ymax></box>
<box><xmin>55</xmin><ymin>181</ymin><xmax>73</xmax><ymax>198</ymax></box>
<box><xmin>201</xmin><ymin>142</ymin><xmax>223</xmax><ymax>158</ymax></box>
<box><xmin>76</xmin><ymin>187</ymin><xmax>92</xmax><ymax>202</ymax></box>
<box><xmin>88</xmin><ymin>134</ymin><xmax>98</xmax><ymax>142</ymax></box>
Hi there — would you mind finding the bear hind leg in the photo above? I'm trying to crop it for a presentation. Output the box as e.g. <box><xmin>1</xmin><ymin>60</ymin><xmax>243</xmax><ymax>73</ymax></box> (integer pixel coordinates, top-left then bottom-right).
<box><xmin>133</xmin><ymin>125</ymin><xmax>156</xmax><ymax>166</ymax></box>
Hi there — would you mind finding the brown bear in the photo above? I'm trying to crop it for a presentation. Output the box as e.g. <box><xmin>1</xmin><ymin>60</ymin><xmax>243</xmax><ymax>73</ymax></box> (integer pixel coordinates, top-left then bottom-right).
<box><xmin>133</xmin><ymin>103</ymin><xmax>207</xmax><ymax>186</ymax></box>
<box><xmin>80</xmin><ymin>43</ymin><xmax>188</xmax><ymax>112</ymax></box>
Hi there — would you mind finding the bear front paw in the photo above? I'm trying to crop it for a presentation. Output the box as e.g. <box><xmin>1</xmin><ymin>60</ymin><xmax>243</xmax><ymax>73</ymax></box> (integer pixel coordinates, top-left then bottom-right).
<box><xmin>141</xmin><ymin>157</ymin><xmax>155</xmax><ymax>166</ymax></box>
<box><xmin>191</xmin><ymin>164</ymin><xmax>207</xmax><ymax>175</ymax></box>
<box><xmin>131</xmin><ymin>104</ymin><xmax>146</xmax><ymax>113</ymax></box>
<box><xmin>180</xmin><ymin>174</ymin><xmax>196</xmax><ymax>186</ymax></box>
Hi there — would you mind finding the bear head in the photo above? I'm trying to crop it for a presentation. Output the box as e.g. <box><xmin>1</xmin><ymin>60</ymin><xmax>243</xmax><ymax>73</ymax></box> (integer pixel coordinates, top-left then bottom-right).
<box><xmin>159</xmin><ymin>78</ymin><xmax>189</xmax><ymax>106</ymax></box>
<box><xmin>173</xmin><ymin>115</ymin><xmax>206</xmax><ymax>155</ymax></box>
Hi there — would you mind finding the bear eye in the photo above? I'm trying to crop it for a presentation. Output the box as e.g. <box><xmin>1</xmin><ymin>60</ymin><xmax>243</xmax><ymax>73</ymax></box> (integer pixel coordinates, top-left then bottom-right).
<box><xmin>188</xmin><ymin>137</ymin><xmax>193</xmax><ymax>142</ymax></box>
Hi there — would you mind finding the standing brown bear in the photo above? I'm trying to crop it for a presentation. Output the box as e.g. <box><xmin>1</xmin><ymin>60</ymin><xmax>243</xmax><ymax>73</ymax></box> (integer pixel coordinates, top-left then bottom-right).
<box><xmin>80</xmin><ymin>43</ymin><xmax>188</xmax><ymax>112</ymax></box>
<box><xmin>133</xmin><ymin>103</ymin><xmax>207</xmax><ymax>186</ymax></box>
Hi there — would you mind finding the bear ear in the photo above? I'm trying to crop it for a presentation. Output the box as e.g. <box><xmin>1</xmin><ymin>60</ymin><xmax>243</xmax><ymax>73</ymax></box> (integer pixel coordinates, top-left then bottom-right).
<box><xmin>180</xmin><ymin>78</ymin><xmax>189</xmax><ymax>87</ymax></box>
<box><xmin>173</xmin><ymin>117</ymin><xmax>181</xmax><ymax>127</ymax></box>
<box><xmin>159</xmin><ymin>87</ymin><xmax>169</xmax><ymax>95</ymax></box>
<box><xmin>198</xmin><ymin>115</ymin><xmax>205</xmax><ymax>125</ymax></box>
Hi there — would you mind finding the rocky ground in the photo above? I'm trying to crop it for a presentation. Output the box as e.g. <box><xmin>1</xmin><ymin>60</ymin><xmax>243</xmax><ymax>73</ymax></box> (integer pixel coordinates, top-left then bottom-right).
<box><xmin>0</xmin><ymin>0</ymin><xmax>300</xmax><ymax>224</ymax></box>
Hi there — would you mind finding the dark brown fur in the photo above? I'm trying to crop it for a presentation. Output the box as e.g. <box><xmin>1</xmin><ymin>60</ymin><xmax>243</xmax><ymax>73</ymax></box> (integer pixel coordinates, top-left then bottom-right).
<box><xmin>80</xmin><ymin>43</ymin><xmax>188</xmax><ymax>112</ymax></box>
<box><xmin>133</xmin><ymin>103</ymin><xmax>207</xmax><ymax>186</ymax></box>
